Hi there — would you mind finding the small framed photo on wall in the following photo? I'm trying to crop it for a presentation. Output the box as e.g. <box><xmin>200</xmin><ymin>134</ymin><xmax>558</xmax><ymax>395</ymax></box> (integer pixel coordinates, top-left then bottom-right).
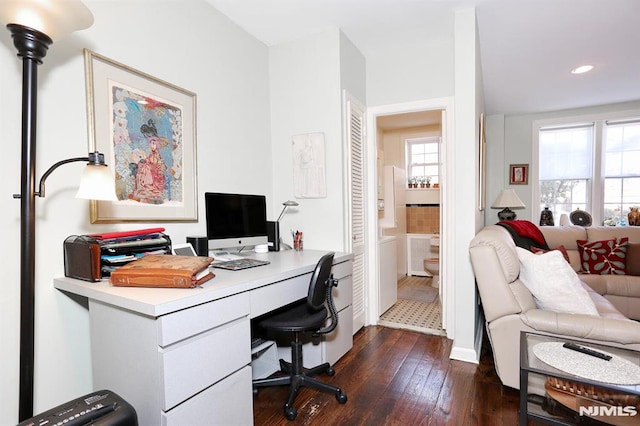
<box><xmin>510</xmin><ymin>164</ymin><xmax>528</xmax><ymax>185</ymax></box>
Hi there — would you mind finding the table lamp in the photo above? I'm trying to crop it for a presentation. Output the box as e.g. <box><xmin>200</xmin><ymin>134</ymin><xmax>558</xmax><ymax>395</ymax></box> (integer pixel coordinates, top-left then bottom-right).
<box><xmin>491</xmin><ymin>189</ymin><xmax>525</xmax><ymax>221</ymax></box>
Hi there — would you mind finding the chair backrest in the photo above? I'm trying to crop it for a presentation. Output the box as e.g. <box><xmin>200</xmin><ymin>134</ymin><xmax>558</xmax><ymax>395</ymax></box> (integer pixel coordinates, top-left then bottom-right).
<box><xmin>307</xmin><ymin>252</ymin><xmax>335</xmax><ymax>311</ymax></box>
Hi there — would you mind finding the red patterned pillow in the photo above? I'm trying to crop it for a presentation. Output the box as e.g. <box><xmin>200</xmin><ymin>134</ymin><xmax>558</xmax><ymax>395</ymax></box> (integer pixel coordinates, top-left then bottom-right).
<box><xmin>531</xmin><ymin>245</ymin><xmax>570</xmax><ymax>263</ymax></box>
<box><xmin>577</xmin><ymin>238</ymin><xmax>629</xmax><ymax>275</ymax></box>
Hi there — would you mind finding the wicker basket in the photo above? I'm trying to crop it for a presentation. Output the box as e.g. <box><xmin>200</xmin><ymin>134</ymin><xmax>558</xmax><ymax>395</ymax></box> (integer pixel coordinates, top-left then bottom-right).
<box><xmin>545</xmin><ymin>377</ymin><xmax>639</xmax><ymax>426</ymax></box>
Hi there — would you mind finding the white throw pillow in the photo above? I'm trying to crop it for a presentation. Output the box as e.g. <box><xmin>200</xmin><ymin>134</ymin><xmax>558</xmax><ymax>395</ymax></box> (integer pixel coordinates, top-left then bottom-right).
<box><xmin>516</xmin><ymin>247</ymin><xmax>599</xmax><ymax>316</ymax></box>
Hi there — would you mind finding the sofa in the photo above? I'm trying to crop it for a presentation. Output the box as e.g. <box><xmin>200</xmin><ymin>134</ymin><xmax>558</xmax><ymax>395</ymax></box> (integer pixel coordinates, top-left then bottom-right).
<box><xmin>469</xmin><ymin>223</ymin><xmax>640</xmax><ymax>389</ymax></box>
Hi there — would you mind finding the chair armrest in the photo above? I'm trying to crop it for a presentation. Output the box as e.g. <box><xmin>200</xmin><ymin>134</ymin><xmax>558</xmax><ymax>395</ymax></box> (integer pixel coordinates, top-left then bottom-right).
<box><xmin>521</xmin><ymin>309</ymin><xmax>640</xmax><ymax>345</ymax></box>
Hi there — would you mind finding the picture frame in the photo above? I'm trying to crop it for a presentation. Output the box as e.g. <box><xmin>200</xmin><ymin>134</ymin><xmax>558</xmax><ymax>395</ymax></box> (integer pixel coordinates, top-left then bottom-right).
<box><xmin>292</xmin><ymin>132</ymin><xmax>327</xmax><ymax>198</ymax></box>
<box><xmin>478</xmin><ymin>113</ymin><xmax>486</xmax><ymax>210</ymax></box>
<box><xmin>84</xmin><ymin>49</ymin><xmax>198</xmax><ymax>223</ymax></box>
<box><xmin>171</xmin><ymin>243</ymin><xmax>197</xmax><ymax>256</ymax></box>
<box><xmin>510</xmin><ymin>164</ymin><xmax>528</xmax><ymax>185</ymax></box>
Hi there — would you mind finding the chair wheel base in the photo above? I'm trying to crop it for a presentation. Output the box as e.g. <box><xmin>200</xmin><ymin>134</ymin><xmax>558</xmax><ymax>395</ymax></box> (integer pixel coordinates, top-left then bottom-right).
<box><xmin>336</xmin><ymin>390</ymin><xmax>347</xmax><ymax>404</ymax></box>
<box><xmin>285</xmin><ymin>405</ymin><xmax>297</xmax><ymax>420</ymax></box>
<box><xmin>326</xmin><ymin>367</ymin><xmax>335</xmax><ymax>376</ymax></box>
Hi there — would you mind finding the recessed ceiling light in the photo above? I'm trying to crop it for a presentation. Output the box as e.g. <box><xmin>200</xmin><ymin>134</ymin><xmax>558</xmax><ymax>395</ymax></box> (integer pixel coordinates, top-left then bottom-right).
<box><xmin>571</xmin><ymin>65</ymin><xmax>594</xmax><ymax>74</ymax></box>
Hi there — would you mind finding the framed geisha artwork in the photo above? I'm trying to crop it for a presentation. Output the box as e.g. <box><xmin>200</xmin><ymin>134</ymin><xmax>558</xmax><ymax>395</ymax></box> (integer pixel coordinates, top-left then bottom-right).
<box><xmin>84</xmin><ymin>49</ymin><xmax>197</xmax><ymax>223</ymax></box>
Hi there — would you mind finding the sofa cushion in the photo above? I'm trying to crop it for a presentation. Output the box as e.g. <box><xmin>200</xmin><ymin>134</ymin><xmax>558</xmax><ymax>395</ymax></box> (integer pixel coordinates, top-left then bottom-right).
<box><xmin>627</xmin><ymin>242</ymin><xmax>640</xmax><ymax>276</ymax></box>
<box><xmin>516</xmin><ymin>247</ymin><xmax>599</xmax><ymax>316</ymax></box>
<box><xmin>577</xmin><ymin>237</ymin><xmax>629</xmax><ymax>275</ymax></box>
<box><xmin>531</xmin><ymin>245</ymin><xmax>570</xmax><ymax>263</ymax></box>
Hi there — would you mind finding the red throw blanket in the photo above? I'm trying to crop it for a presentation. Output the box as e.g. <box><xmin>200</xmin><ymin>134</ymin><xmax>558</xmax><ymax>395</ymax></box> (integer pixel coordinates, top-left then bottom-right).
<box><xmin>497</xmin><ymin>220</ymin><xmax>549</xmax><ymax>249</ymax></box>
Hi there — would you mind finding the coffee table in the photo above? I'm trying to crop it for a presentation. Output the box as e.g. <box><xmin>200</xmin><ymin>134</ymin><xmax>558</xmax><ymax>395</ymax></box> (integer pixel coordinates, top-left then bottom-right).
<box><xmin>519</xmin><ymin>331</ymin><xmax>640</xmax><ymax>425</ymax></box>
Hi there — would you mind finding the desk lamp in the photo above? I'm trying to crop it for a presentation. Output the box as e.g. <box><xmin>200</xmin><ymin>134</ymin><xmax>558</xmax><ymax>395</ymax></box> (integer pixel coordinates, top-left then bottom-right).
<box><xmin>491</xmin><ymin>189</ymin><xmax>525</xmax><ymax>221</ymax></box>
<box><xmin>0</xmin><ymin>0</ymin><xmax>111</xmax><ymax>420</ymax></box>
<box><xmin>268</xmin><ymin>200</ymin><xmax>299</xmax><ymax>251</ymax></box>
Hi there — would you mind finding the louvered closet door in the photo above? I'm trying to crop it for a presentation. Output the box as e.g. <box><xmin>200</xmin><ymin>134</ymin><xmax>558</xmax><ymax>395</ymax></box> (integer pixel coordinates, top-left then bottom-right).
<box><xmin>345</xmin><ymin>93</ymin><xmax>366</xmax><ymax>334</ymax></box>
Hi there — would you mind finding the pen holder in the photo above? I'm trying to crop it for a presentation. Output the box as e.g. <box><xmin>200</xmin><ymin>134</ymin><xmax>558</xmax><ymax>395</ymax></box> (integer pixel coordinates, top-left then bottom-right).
<box><xmin>293</xmin><ymin>232</ymin><xmax>303</xmax><ymax>251</ymax></box>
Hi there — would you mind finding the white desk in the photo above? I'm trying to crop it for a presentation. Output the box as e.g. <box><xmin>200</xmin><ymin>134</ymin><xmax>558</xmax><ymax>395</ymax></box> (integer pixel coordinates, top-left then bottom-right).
<box><xmin>54</xmin><ymin>250</ymin><xmax>353</xmax><ymax>426</ymax></box>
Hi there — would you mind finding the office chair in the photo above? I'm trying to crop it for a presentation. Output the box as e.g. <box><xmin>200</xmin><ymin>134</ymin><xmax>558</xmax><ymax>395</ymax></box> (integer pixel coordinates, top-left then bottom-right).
<box><xmin>252</xmin><ymin>252</ymin><xmax>347</xmax><ymax>420</ymax></box>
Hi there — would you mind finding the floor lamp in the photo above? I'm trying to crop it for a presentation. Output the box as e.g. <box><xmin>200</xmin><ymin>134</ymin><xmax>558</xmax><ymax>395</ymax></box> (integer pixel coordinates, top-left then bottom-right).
<box><xmin>0</xmin><ymin>0</ymin><xmax>103</xmax><ymax>421</ymax></box>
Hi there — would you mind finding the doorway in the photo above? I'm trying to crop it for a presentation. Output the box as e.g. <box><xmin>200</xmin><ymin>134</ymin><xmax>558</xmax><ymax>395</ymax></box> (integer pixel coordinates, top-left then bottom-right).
<box><xmin>365</xmin><ymin>98</ymin><xmax>454</xmax><ymax>337</ymax></box>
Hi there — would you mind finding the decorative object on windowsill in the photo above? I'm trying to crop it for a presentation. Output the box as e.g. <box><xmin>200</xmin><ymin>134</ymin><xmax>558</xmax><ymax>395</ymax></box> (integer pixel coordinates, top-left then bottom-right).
<box><xmin>539</xmin><ymin>207</ymin><xmax>554</xmax><ymax>226</ymax></box>
<box><xmin>408</xmin><ymin>177</ymin><xmax>417</xmax><ymax>188</ymax></box>
<box><xmin>491</xmin><ymin>189</ymin><xmax>526</xmax><ymax>221</ymax></box>
<box><xmin>419</xmin><ymin>176</ymin><xmax>431</xmax><ymax>188</ymax></box>
<box><xmin>570</xmin><ymin>209</ymin><xmax>592</xmax><ymax>227</ymax></box>
<box><xmin>629</xmin><ymin>206</ymin><xmax>640</xmax><ymax>226</ymax></box>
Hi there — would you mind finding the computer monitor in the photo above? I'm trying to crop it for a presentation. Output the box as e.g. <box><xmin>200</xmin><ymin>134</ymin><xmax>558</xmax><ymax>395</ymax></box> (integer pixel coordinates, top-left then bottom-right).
<box><xmin>205</xmin><ymin>192</ymin><xmax>268</xmax><ymax>251</ymax></box>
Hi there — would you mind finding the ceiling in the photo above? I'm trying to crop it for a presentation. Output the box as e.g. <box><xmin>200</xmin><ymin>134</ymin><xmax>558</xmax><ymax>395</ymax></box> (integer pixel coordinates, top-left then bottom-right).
<box><xmin>205</xmin><ymin>0</ymin><xmax>640</xmax><ymax>116</ymax></box>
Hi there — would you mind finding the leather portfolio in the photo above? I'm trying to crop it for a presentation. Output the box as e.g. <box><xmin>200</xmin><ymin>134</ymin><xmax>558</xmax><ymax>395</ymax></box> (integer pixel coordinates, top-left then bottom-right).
<box><xmin>109</xmin><ymin>255</ymin><xmax>215</xmax><ymax>288</ymax></box>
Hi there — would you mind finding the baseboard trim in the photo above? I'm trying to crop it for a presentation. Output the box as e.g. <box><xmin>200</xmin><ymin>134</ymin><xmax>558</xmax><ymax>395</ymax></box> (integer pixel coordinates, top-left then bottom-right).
<box><xmin>449</xmin><ymin>324</ymin><xmax>482</xmax><ymax>364</ymax></box>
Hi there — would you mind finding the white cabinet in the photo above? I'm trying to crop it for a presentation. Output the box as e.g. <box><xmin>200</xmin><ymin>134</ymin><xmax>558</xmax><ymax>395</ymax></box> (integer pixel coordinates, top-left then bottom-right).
<box><xmin>378</xmin><ymin>236</ymin><xmax>398</xmax><ymax>314</ymax></box>
<box><xmin>379</xmin><ymin>166</ymin><xmax>406</xmax><ymax>229</ymax></box>
<box><xmin>90</xmin><ymin>293</ymin><xmax>251</xmax><ymax>425</ymax></box>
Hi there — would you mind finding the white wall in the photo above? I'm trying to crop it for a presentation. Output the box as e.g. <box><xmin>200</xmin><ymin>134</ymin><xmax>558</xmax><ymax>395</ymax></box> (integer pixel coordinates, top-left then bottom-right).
<box><xmin>484</xmin><ymin>99</ymin><xmax>640</xmax><ymax>226</ymax></box>
<box><xmin>0</xmin><ymin>1</ymin><xmax>271</xmax><ymax>422</ymax></box>
<box><xmin>448</xmin><ymin>8</ymin><xmax>484</xmax><ymax>363</ymax></box>
<box><xmin>366</xmin><ymin>18</ymin><xmax>455</xmax><ymax>107</ymax></box>
<box><xmin>269</xmin><ymin>29</ymin><xmax>365</xmax><ymax>251</ymax></box>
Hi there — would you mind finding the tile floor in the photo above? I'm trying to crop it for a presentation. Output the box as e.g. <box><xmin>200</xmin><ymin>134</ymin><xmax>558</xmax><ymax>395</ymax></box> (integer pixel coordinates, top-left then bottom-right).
<box><xmin>378</xmin><ymin>276</ymin><xmax>445</xmax><ymax>336</ymax></box>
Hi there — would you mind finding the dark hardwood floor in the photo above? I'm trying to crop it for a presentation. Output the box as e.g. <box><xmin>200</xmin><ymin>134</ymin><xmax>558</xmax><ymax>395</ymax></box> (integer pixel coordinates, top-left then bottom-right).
<box><xmin>253</xmin><ymin>326</ymin><xmax>522</xmax><ymax>425</ymax></box>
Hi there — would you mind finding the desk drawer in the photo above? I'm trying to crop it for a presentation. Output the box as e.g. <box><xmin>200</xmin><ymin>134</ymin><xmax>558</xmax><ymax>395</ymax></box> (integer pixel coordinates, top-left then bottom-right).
<box><xmin>157</xmin><ymin>292</ymin><xmax>250</xmax><ymax>346</ymax></box>
<box><xmin>162</xmin><ymin>365</ymin><xmax>253</xmax><ymax>426</ymax></box>
<box><xmin>332</xmin><ymin>275</ymin><xmax>352</xmax><ymax>313</ymax></box>
<box><xmin>250</xmin><ymin>273</ymin><xmax>309</xmax><ymax>318</ymax></box>
<box><xmin>160</xmin><ymin>318</ymin><xmax>250</xmax><ymax>410</ymax></box>
<box><xmin>332</xmin><ymin>259</ymin><xmax>352</xmax><ymax>280</ymax></box>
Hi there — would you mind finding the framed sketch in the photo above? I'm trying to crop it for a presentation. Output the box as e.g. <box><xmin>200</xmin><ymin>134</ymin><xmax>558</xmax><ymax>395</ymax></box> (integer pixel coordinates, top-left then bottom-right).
<box><xmin>478</xmin><ymin>113</ymin><xmax>486</xmax><ymax>210</ymax></box>
<box><xmin>84</xmin><ymin>49</ymin><xmax>198</xmax><ymax>223</ymax></box>
<box><xmin>510</xmin><ymin>164</ymin><xmax>529</xmax><ymax>185</ymax></box>
<box><xmin>292</xmin><ymin>132</ymin><xmax>327</xmax><ymax>198</ymax></box>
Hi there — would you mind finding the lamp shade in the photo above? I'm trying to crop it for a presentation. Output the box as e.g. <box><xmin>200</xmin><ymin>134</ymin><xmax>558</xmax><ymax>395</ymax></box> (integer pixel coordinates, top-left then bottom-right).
<box><xmin>276</xmin><ymin>200</ymin><xmax>299</xmax><ymax>222</ymax></box>
<box><xmin>0</xmin><ymin>0</ymin><xmax>93</xmax><ymax>41</ymax></box>
<box><xmin>76</xmin><ymin>164</ymin><xmax>117</xmax><ymax>201</ymax></box>
<box><xmin>491</xmin><ymin>189</ymin><xmax>525</xmax><ymax>209</ymax></box>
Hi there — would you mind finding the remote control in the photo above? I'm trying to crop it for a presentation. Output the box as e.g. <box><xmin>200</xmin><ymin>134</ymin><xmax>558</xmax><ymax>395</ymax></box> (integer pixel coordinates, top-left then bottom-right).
<box><xmin>563</xmin><ymin>342</ymin><xmax>612</xmax><ymax>361</ymax></box>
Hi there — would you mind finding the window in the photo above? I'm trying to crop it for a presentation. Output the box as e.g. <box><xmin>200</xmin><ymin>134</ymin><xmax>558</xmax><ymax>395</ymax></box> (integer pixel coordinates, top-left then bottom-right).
<box><xmin>536</xmin><ymin>114</ymin><xmax>640</xmax><ymax>226</ymax></box>
<box><xmin>538</xmin><ymin>124</ymin><xmax>593</xmax><ymax>220</ymax></box>
<box><xmin>603</xmin><ymin>120</ymin><xmax>640</xmax><ymax>224</ymax></box>
<box><xmin>406</xmin><ymin>136</ymin><xmax>439</xmax><ymax>187</ymax></box>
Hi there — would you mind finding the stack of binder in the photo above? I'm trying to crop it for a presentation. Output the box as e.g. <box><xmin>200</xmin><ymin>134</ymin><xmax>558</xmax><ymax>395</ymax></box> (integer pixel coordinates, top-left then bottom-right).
<box><xmin>64</xmin><ymin>228</ymin><xmax>172</xmax><ymax>282</ymax></box>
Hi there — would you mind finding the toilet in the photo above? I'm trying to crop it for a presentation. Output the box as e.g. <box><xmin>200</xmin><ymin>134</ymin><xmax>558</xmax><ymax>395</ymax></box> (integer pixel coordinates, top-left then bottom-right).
<box><xmin>423</xmin><ymin>235</ymin><xmax>440</xmax><ymax>288</ymax></box>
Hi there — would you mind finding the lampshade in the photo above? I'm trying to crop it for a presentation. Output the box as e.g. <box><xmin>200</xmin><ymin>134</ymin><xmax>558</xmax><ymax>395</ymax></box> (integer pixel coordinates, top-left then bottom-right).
<box><xmin>76</xmin><ymin>164</ymin><xmax>117</xmax><ymax>201</ymax></box>
<box><xmin>276</xmin><ymin>200</ymin><xmax>299</xmax><ymax>222</ymax></box>
<box><xmin>491</xmin><ymin>189</ymin><xmax>525</xmax><ymax>209</ymax></box>
<box><xmin>0</xmin><ymin>0</ymin><xmax>93</xmax><ymax>41</ymax></box>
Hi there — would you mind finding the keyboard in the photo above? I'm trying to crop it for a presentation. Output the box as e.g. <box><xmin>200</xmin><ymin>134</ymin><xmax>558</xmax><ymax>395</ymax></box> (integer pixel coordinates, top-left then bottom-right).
<box><xmin>211</xmin><ymin>251</ymin><xmax>244</xmax><ymax>261</ymax></box>
<box><xmin>211</xmin><ymin>258</ymin><xmax>270</xmax><ymax>271</ymax></box>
